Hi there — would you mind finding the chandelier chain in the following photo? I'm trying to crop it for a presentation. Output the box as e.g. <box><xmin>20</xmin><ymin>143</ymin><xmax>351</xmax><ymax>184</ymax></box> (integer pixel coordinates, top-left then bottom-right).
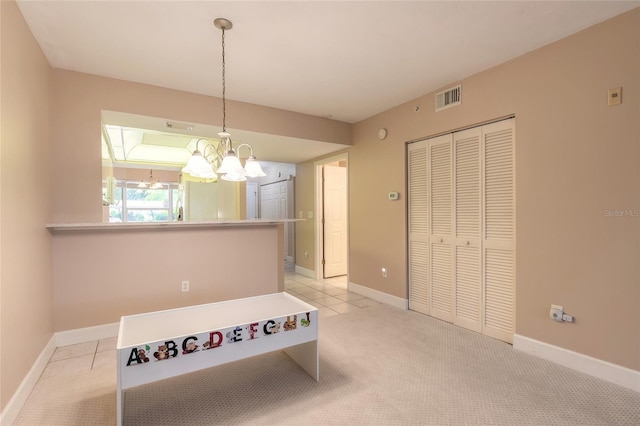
<box><xmin>221</xmin><ymin>26</ymin><xmax>226</xmax><ymax>132</ymax></box>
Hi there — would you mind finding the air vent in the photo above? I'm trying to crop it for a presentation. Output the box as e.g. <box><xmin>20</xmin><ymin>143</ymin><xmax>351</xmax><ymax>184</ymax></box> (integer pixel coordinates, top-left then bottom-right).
<box><xmin>435</xmin><ymin>85</ymin><xmax>461</xmax><ymax>112</ymax></box>
<box><xmin>164</xmin><ymin>121</ymin><xmax>194</xmax><ymax>131</ymax></box>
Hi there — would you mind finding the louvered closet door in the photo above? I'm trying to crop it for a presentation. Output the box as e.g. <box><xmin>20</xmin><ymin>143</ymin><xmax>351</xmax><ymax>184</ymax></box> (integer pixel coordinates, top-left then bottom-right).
<box><xmin>429</xmin><ymin>135</ymin><xmax>453</xmax><ymax>322</ymax></box>
<box><xmin>453</xmin><ymin>128</ymin><xmax>482</xmax><ymax>332</ymax></box>
<box><xmin>482</xmin><ymin>119</ymin><xmax>515</xmax><ymax>343</ymax></box>
<box><xmin>408</xmin><ymin>141</ymin><xmax>429</xmax><ymax>314</ymax></box>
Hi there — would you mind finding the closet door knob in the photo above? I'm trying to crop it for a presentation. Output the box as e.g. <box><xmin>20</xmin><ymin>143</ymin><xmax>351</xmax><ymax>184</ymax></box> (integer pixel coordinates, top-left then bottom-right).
<box><xmin>466</xmin><ymin>240</ymin><xmax>470</xmax><ymax>245</ymax></box>
<box><xmin>439</xmin><ymin>238</ymin><xmax>443</xmax><ymax>243</ymax></box>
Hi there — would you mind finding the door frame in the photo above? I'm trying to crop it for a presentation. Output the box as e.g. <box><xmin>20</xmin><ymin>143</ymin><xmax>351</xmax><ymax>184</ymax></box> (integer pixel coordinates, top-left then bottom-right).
<box><xmin>314</xmin><ymin>153</ymin><xmax>349</xmax><ymax>280</ymax></box>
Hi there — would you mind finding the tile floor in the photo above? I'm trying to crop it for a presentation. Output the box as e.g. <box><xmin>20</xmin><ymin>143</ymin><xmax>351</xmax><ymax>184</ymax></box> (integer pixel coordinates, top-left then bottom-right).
<box><xmin>283</xmin><ymin>271</ymin><xmax>380</xmax><ymax>318</ymax></box>
<box><xmin>41</xmin><ymin>336</ymin><xmax>118</xmax><ymax>381</ymax></box>
<box><xmin>39</xmin><ymin>270</ymin><xmax>376</xmax><ymax>380</ymax></box>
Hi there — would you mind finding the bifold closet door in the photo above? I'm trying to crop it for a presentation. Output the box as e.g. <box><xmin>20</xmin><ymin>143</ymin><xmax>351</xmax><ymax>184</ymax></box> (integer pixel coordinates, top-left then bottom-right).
<box><xmin>453</xmin><ymin>128</ymin><xmax>482</xmax><ymax>333</ymax></box>
<box><xmin>428</xmin><ymin>135</ymin><xmax>453</xmax><ymax>322</ymax></box>
<box><xmin>407</xmin><ymin>141</ymin><xmax>429</xmax><ymax>314</ymax></box>
<box><xmin>407</xmin><ymin>118</ymin><xmax>514</xmax><ymax>344</ymax></box>
<box><xmin>482</xmin><ymin>119</ymin><xmax>515</xmax><ymax>343</ymax></box>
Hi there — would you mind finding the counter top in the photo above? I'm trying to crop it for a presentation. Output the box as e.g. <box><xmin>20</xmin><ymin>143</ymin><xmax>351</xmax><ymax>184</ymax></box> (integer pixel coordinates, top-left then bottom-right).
<box><xmin>46</xmin><ymin>219</ymin><xmax>300</xmax><ymax>232</ymax></box>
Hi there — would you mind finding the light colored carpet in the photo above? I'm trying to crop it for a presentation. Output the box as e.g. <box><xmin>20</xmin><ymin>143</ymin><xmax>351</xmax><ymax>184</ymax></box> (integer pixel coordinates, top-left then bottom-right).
<box><xmin>15</xmin><ymin>304</ymin><xmax>640</xmax><ymax>425</ymax></box>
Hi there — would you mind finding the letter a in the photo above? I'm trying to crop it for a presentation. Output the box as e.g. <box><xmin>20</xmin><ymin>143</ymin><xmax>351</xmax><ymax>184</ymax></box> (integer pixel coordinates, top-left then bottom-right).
<box><xmin>126</xmin><ymin>347</ymin><xmax>142</xmax><ymax>366</ymax></box>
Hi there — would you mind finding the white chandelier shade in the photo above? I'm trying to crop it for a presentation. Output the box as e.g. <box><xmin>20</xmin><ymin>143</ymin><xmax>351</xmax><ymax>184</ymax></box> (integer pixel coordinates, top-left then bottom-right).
<box><xmin>181</xmin><ymin>140</ymin><xmax>217</xmax><ymax>179</ymax></box>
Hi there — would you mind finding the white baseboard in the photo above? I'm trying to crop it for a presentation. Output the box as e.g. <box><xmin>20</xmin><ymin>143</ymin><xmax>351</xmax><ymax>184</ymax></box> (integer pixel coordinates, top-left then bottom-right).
<box><xmin>294</xmin><ymin>265</ymin><xmax>315</xmax><ymax>279</ymax></box>
<box><xmin>348</xmin><ymin>281</ymin><xmax>408</xmax><ymax>310</ymax></box>
<box><xmin>55</xmin><ymin>322</ymin><xmax>119</xmax><ymax>347</ymax></box>
<box><xmin>513</xmin><ymin>334</ymin><xmax>640</xmax><ymax>393</ymax></box>
<box><xmin>0</xmin><ymin>335</ymin><xmax>56</xmax><ymax>426</ymax></box>
<box><xmin>1</xmin><ymin>323</ymin><xmax>121</xmax><ymax>424</ymax></box>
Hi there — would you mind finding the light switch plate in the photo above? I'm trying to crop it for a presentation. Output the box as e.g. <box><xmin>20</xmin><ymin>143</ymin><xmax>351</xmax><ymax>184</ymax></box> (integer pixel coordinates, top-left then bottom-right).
<box><xmin>608</xmin><ymin>87</ymin><xmax>622</xmax><ymax>106</ymax></box>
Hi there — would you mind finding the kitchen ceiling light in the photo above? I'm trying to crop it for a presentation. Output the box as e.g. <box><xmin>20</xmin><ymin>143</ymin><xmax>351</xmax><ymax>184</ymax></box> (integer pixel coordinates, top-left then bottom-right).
<box><xmin>182</xmin><ymin>18</ymin><xmax>265</xmax><ymax>182</ymax></box>
<box><xmin>138</xmin><ymin>170</ymin><xmax>165</xmax><ymax>189</ymax></box>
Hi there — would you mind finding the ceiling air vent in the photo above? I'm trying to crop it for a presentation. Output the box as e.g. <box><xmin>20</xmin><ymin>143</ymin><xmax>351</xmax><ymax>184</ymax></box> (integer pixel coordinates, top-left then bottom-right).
<box><xmin>435</xmin><ymin>84</ymin><xmax>461</xmax><ymax>112</ymax></box>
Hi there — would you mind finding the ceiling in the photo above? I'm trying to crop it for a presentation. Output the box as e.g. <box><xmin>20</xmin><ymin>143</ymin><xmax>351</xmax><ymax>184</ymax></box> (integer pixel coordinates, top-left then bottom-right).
<box><xmin>17</xmin><ymin>0</ymin><xmax>639</xmax><ymax>166</ymax></box>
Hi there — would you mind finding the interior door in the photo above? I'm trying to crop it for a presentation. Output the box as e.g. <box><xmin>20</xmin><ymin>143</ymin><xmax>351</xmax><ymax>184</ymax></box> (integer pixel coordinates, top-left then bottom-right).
<box><xmin>261</xmin><ymin>180</ymin><xmax>293</xmax><ymax>262</ymax></box>
<box><xmin>323</xmin><ymin>165</ymin><xmax>347</xmax><ymax>278</ymax></box>
<box><xmin>260</xmin><ymin>184</ymin><xmax>275</xmax><ymax>219</ymax></box>
<box><xmin>408</xmin><ymin>140</ymin><xmax>429</xmax><ymax>314</ymax></box>
<box><xmin>246</xmin><ymin>182</ymin><xmax>258</xmax><ymax>219</ymax></box>
<box><xmin>453</xmin><ymin>128</ymin><xmax>482</xmax><ymax>332</ymax></box>
<box><xmin>481</xmin><ymin>119</ymin><xmax>515</xmax><ymax>343</ymax></box>
<box><xmin>429</xmin><ymin>134</ymin><xmax>454</xmax><ymax>322</ymax></box>
<box><xmin>407</xmin><ymin>119</ymin><xmax>515</xmax><ymax>344</ymax></box>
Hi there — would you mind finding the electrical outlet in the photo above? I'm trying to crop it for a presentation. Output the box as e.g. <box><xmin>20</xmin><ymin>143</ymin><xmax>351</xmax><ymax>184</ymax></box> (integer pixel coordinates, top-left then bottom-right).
<box><xmin>181</xmin><ymin>280</ymin><xmax>190</xmax><ymax>292</ymax></box>
<box><xmin>550</xmin><ymin>304</ymin><xmax>563</xmax><ymax>322</ymax></box>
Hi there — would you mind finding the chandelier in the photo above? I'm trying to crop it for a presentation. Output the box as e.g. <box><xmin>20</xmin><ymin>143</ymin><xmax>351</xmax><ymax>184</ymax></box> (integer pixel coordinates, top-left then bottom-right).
<box><xmin>182</xmin><ymin>18</ymin><xmax>265</xmax><ymax>182</ymax></box>
<box><xmin>137</xmin><ymin>170</ymin><xmax>163</xmax><ymax>189</ymax></box>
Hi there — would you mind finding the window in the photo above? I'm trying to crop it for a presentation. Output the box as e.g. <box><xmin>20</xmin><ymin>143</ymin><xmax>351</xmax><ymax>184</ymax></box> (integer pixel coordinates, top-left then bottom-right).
<box><xmin>107</xmin><ymin>180</ymin><xmax>180</xmax><ymax>223</ymax></box>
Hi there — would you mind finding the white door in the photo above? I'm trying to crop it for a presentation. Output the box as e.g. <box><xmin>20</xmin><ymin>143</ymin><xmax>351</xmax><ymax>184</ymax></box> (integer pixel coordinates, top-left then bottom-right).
<box><xmin>428</xmin><ymin>135</ymin><xmax>454</xmax><ymax>322</ymax></box>
<box><xmin>481</xmin><ymin>120</ymin><xmax>515</xmax><ymax>343</ymax></box>
<box><xmin>261</xmin><ymin>184</ymin><xmax>275</xmax><ymax>219</ymax></box>
<box><xmin>246</xmin><ymin>182</ymin><xmax>258</xmax><ymax>219</ymax></box>
<box><xmin>408</xmin><ymin>141</ymin><xmax>429</xmax><ymax>314</ymax></box>
<box><xmin>453</xmin><ymin>127</ymin><xmax>482</xmax><ymax>332</ymax></box>
<box><xmin>260</xmin><ymin>180</ymin><xmax>293</xmax><ymax>262</ymax></box>
<box><xmin>407</xmin><ymin>118</ymin><xmax>515</xmax><ymax>344</ymax></box>
<box><xmin>323</xmin><ymin>165</ymin><xmax>347</xmax><ymax>278</ymax></box>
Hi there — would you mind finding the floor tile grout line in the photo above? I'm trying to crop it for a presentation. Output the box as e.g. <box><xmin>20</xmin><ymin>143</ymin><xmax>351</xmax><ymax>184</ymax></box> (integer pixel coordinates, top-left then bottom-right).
<box><xmin>90</xmin><ymin>340</ymin><xmax>98</xmax><ymax>370</ymax></box>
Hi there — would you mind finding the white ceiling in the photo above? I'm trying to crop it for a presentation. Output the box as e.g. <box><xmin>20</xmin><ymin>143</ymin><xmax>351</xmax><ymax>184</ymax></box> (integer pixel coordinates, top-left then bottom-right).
<box><xmin>17</xmin><ymin>0</ymin><xmax>639</xmax><ymax>164</ymax></box>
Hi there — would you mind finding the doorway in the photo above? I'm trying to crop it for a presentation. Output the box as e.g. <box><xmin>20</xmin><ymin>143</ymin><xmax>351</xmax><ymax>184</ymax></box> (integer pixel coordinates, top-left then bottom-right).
<box><xmin>315</xmin><ymin>154</ymin><xmax>348</xmax><ymax>279</ymax></box>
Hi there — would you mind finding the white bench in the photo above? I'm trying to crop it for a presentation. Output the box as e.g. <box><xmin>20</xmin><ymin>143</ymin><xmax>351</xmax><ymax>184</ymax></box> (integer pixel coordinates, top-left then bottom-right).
<box><xmin>116</xmin><ymin>292</ymin><xmax>318</xmax><ymax>425</ymax></box>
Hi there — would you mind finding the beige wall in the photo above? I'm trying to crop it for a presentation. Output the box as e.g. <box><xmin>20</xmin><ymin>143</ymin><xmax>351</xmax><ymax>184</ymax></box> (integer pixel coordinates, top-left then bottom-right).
<box><xmin>51</xmin><ymin>69</ymin><xmax>351</xmax><ymax>223</ymax></box>
<box><xmin>0</xmin><ymin>0</ymin><xmax>53</xmax><ymax>410</ymax></box>
<box><xmin>52</xmin><ymin>224</ymin><xmax>284</xmax><ymax>331</ymax></box>
<box><xmin>301</xmin><ymin>8</ymin><xmax>638</xmax><ymax>370</ymax></box>
<box><xmin>294</xmin><ymin>161</ymin><xmax>316</xmax><ymax>271</ymax></box>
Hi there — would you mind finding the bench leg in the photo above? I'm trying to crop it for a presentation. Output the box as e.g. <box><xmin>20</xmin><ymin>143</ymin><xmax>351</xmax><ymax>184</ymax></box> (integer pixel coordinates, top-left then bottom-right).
<box><xmin>117</xmin><ymin>388</ymin><xmax>122</xmax><ymax>426</ymax></box>
<box><xmin>284</xmin><ymin>340</ymin><xmax>318</xmax><ymax>381</ymax></box>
